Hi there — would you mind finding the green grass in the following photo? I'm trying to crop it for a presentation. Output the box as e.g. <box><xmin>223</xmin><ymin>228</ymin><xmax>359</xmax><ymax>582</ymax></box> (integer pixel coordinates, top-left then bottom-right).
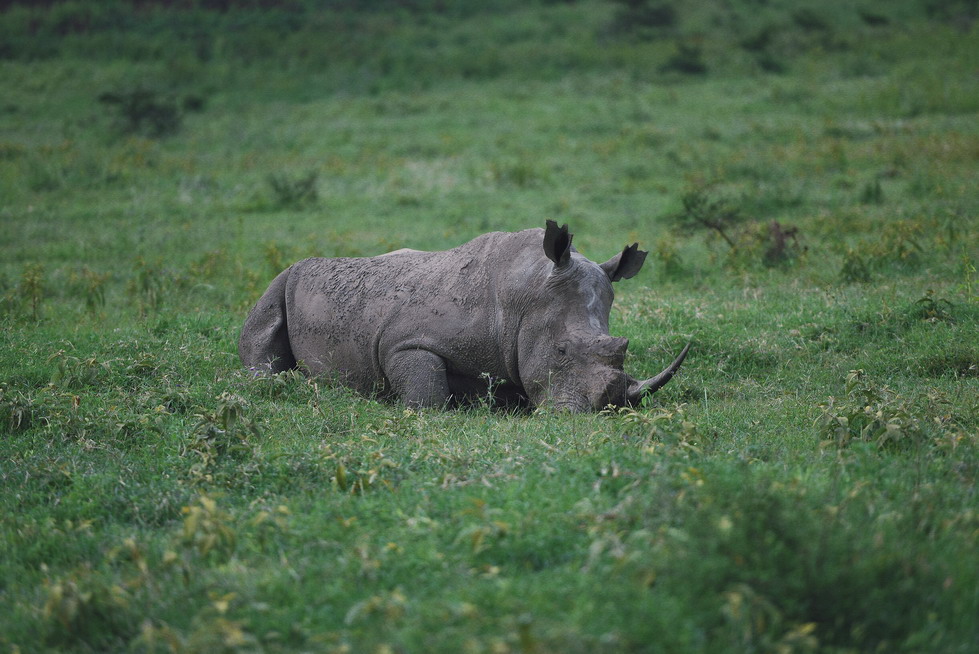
<box><xmin>1</xmin><ymin>1</ymin><xmax>978</xmax><ymax>652</ymax></box>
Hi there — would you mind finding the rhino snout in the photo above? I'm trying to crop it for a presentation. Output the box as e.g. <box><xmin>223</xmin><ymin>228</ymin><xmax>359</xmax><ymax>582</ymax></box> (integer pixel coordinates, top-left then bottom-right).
<box><xmin>547</xmin><ymin>367</ymin><xmax>630</xmax><ymax>413</ymax></box>
<box><xmin>600</xmin><ymin>370</ymin><xmax>631</xmax><ymax>408</ymax></box>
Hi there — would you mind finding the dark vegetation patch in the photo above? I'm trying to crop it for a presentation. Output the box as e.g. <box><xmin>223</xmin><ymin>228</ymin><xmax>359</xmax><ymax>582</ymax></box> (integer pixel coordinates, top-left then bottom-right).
<box><xmin>668</xmin><ymin>184</ymin><xmax>806</xmax><ymax>268</ymax></box>
<box><xmin>918</xmin><ymin>346</ymin><xmax>979</xmax><ymax>378</ymax></box>
<box><xmin>98</xmin><ymin>87</ymin><xmax>205</xmax><ymax>138</ymax></box>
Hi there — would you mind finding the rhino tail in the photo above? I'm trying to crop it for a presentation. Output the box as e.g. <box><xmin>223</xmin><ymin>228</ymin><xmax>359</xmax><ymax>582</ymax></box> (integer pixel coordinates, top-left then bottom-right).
<box><xmin>238</xmin><ymin>266</ymin><xmax>297</xmax><ymax>375</ymax></box>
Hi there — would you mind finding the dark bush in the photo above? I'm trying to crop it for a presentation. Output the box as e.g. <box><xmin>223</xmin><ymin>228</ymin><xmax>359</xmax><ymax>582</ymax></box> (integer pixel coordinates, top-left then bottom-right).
<box><xmin>756</xmin><ymin>51</ymin><xmax>787</xmax><ymax>73</ymax></box>
<box><xmin>923</xmin><ymin>0</ymin><xmax>978</xmax><ymax>25</ymax></box>
<box><xmin>98</xmin><ymin>86</ymin><xmax>206</xmax><ymax>138</ymax></box>
<box><xmin>267</xmin><ymin>171</ymin><xmax>319</xmax><ymax>209</ymax></box>
<box><xmin>858</xmin><ymin>9</ymin><xmax>890</xmax><ymax>26</ymax></box>
<box><xmin>660</xmin><ymin>41</ymin><xmax>707</xmax><ymax>74</ymax></box>
<box><xmin>98</xmin><ymin>88</ymin><xmax>181</xmax><ymax>137</ymax></box>
<box><xmin>609</xmin><ymin>0</ymin><xmax>678</xmax><ymax>37</ymax></box>
<box><xmin>618</xmin><ymin>0</ymin><xmax>677</xmax><ymax>28</ymax></box>
<box><xmin>672</xmin><ymin>185</ymin><xmax>743</xmax><ymax>247</ymax></box>
<box><xmin>740</xmin><ymin>24</ymin><xmax>775</xmax><ymax>52</ymax></box>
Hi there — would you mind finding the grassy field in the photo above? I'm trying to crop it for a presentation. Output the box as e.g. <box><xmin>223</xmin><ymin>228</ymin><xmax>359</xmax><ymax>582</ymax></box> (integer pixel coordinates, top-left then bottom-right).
<box><xmin>1</xmin><ymin>1</ymin><xmax>978</xmax><ymax>651</ymax></box>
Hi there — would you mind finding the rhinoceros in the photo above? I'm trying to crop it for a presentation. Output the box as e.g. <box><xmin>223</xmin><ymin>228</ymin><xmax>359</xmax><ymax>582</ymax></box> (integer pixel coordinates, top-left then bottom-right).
<box><xmin>239</xmin><ymin>221</ymin><xmax>688</xmax><ymax>412</ymax></box>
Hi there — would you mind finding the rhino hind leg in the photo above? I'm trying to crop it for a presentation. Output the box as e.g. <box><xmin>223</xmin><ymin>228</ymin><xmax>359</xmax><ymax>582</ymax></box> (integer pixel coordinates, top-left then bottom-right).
<box><xmin>384</xmin><ymin>349</ymin><xmax>451</xmax><ymax>409</ymax></box>
<box><xmin>239</xmin><ymin>268</ymin><xmax>297</xmax><ymax>375</ymax></box>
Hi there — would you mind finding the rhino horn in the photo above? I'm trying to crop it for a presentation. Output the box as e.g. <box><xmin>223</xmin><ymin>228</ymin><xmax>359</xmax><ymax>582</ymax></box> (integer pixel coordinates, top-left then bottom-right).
<box><xmin>627</xmin><ymin>342</ymin><xmax>691</xmax><ymax>403</ymax></box>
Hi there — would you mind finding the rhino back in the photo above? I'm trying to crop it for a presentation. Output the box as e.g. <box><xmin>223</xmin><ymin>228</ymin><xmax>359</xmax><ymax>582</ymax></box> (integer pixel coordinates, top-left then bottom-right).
<box><xmin>283</xmin><ymin>229</ymin><xmax>544</xmax><ymax>394</ymax></box>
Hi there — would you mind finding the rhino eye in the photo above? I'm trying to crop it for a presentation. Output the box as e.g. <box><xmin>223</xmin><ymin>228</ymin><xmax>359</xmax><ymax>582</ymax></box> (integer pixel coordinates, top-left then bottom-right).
<box><xmin>557</xmin><ymin>346</ymin><xmax>567</xmax><ymax>356</ymax></box>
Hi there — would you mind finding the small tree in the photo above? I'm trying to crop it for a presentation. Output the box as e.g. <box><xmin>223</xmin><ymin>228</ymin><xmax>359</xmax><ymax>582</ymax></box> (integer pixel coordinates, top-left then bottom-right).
<box><xmin>670</xmin><ymin>185</ymin><xmax>804</xmax><ymax>267</ymax></box>
<box><xmin>672</xmin><ymin>186</ymin><xmax>744</xmax><ymax>249</ymax></box>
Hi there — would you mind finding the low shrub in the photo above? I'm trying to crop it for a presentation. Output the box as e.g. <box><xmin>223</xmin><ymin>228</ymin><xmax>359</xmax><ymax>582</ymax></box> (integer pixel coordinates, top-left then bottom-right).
<box><xmin>816</xmin><ymin>369</ymin><xmax>931</xmax><ymax>450</ymax></box>
<box><xmin>608</xmin><ymin>0</ymin><xmax>678</xmax><ymax>37</ymax></box>
<box><xmin>98</xmin><ymin>87</ymin><xmax>205</xmax><ymax>138</ymax></box>
<box><xmin>660</xmin><ymin>41</ymin><xmax>708</xmax><ymax>75</ymax></box>
<box><xmin>266</xmin><ymin>170</ymin><xmax>319</xmax><ymax>209</ymax></box>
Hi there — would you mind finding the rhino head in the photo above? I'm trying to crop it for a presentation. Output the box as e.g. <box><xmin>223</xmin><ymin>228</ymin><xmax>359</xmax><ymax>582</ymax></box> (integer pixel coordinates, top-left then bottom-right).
<box><xmin>514</xmin><ymin>220</ymin><xmax>689</xmax><ymax>412</ymax></box>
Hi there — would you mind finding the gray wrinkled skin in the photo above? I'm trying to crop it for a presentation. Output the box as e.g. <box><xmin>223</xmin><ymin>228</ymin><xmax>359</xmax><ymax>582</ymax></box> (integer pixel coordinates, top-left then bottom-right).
<box><xmin>239</xmin><ymin>222</ymin><xmax>688</xmax><ymax>412</ymax></box>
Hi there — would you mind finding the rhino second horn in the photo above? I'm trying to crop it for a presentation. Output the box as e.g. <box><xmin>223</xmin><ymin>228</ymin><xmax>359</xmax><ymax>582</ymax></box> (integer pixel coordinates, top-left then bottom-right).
<box><xmin>627</xmin><ymin>342</ymin><xmax>691</xmax><ymax>403</ymax></box>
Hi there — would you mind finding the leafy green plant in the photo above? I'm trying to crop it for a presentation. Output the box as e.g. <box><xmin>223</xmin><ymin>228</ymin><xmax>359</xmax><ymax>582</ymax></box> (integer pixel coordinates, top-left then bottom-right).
<box><xmin>913</xmin><ymin>289</ymin><xmax>954</xmax><ymax>323</ymax></box>
<box><xmin>19</xmin><ymin>262</ymin><xmax>45</xmax><ymax>321</ymax></box>
<box><xmin>957</xmin><ymin>255</ymin><xmax>978</xmax><ymax>304</ymax></box>
<box><xmin>128</xmin><ymin>258</ymin><xmax>166</xmax><ymax>317</ymax></box>
<box><xmin>872</xmin><ymin>220</ymin><xmax>924</xmax><ymax>265</ymax></box>
<box><xmin>456</xmin><ymin>498</ymin><xmax>510</xmax><ymax>556</ymax></box>
<box><xmin>719</xmin><ymin>583</ymin><xmax>819</xmax><ymax>653</ymax></box>
<box><xmin>186</xmin><ymin>392</ymin><xmax>260</xmax><ymax>468</ymax></box>
<box><xmin>134</xmin><ymin>607</ymin><xmax>260</xmax><ymax>654</ymax></box>
<box><xmin>467</xmin><ymin>371</ymin><xmax>503</xmax><ymax>409</ymax></box>
<box><xmin>48</xmin><ymin>349</ymin><xmax>111</xmax><ymax>389</ymax></box>
<box><xmin>263</xmin><ymin>242</ymin><xmax>285</xmax><ymax>275</ymax></box>
<box><xmin>816</xmin><ymin>370</ymin><xmax>928</xmax><ymax>450</ymax></box>
<box><xmin>68</xmin><ymin>267</ymin><xmax>109</xmax><ymax>314</ymax></box>
<box><xmin>332</xmin><ymin>453</ymin><xmax>401</xmax><ymax>495</ymax></box>
<box><xmin>859</xmin><ymin>178</ymin><xmax>884</xmax><ymax>204</ymax></box>
<box><xmin>41</xmin><ymin>565</ymin><xmax>135</xmax><ymax>648</ymax></box>
<box><xmin>331</xmin><ymin>433</ymin><xmax>403</xmax><ymax>495</ymax></box>
<box><xmin>180</xmin><ymin>494</ymin><xmax>238</xmax><ymax>564</ymax></box>
<box><xmin>839</xmin><ymin>248</ymin><xmax>872</xmax><ymax>283</ymax></box>
<box><xmin>39</xmin><ymin>537</ymin><xmax>163</xmax><ymax>650</ymax></box>
<box><xmin>0</xmin><ymin>387</ymin><xmax>36</xmax><ymax>433</ymax></box>
<box><xmin>652</xmin><ymin>235</ymin><xmax>685</xmax><ymax>277</ymax></box>
<box><xmin>248</xmin><ymin>503</ymin><xmax>292</xmax><ymax>552</ymax></box>
<box><xmin>253</xmin><ymin>366</ymin><xmax>308</xmax><ymax>400</ymax></box>
<box><xmin>344</xmin><ymin>587</ymin><xmax>409</xmax><ymax>626</ymax></box>
<box><xmin>840</xmin><ymin>220</ymin><xmax>926</xmax><ymax>280</ymax></box>
<box><xmin>490</xmin><ymin>158</ymin><xmax>544</xmax><ymax>188</ymax></box>
<box><xmin>604</xmin><ymin>403</ymin><xmax>701</xmax><ymax>456</ymax></box>
<box><xmin>186</xmin><ymin>249</ymin><xmax>228</xmax><ymax>282</ymax></box>
<box><xmin>672</xmin><ymin>185</ymin><xmax>744</xmax><ymax>250</ymax></box>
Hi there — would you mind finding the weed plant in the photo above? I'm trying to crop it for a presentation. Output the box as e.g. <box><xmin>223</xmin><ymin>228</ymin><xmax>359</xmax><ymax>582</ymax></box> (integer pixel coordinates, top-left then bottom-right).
<box><xmin>1</xmin><ymin>1</ymin><xmax>977</xmax><ymax>652</ymax></box>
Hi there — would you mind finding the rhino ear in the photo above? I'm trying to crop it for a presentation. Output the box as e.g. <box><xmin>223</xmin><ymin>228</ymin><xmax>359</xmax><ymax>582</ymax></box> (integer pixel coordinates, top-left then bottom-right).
<box><xmin>543</xmin><ymin>220</ymin><xmax>573</xmax><ymax>269</ymax></box>
<box><xmin>600</xmin><ymin>243</ymin><xmax>647</xmax><ymax>282</ymax></box>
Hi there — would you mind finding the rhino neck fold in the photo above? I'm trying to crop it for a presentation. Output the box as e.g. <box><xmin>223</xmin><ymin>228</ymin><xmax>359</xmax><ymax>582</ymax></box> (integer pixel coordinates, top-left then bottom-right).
<box><xmin>493</xmin><ymin>269</ymin><xmax>523</xmax><ymax>389</ymax></box>
<box><xmin>496</xmin><ymin>240</ymin><xmax>556</xmax><ymax>392</ymax></box>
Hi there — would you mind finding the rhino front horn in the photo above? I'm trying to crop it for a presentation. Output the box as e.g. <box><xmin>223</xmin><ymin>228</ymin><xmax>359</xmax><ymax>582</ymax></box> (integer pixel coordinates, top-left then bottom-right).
<box><xmin>627</xmin><ymin>343</ymin><xmax>691</xmax><ymax>404</ymax></box>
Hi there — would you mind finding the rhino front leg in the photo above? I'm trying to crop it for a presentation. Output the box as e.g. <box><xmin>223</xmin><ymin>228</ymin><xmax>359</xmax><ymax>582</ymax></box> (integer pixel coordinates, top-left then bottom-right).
<box><xmin>384</xmin><ymin>349</ymin><xmax>451</xmax><ymax>409</ymax></box>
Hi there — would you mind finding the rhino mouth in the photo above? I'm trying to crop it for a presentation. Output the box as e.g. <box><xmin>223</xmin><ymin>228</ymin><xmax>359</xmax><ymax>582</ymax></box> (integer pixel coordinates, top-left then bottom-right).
<box><xmin>550</xmin><ymin>399</ymin><xmax>595</xmax><ymax>414</ymax></box>
<box><xmin>533</xmin><ymin>385</ymin><xmax>593</xmax><ymax>413</ymax></box>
